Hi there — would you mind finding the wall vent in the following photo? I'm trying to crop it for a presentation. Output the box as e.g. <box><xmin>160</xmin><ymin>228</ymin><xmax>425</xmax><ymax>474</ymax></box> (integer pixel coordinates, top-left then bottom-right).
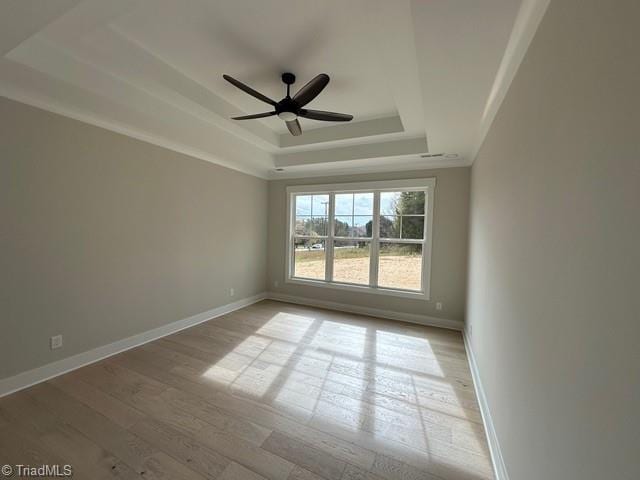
<box><xmin>420</xmin><ymin>153</ymin><xmax>459</xmax><ymax>159</ymax></box>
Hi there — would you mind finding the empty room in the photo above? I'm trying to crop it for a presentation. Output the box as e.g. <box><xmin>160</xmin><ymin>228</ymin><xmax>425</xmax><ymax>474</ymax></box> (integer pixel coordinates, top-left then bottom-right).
<box><xmin>1</xmin><ymin>1</ymin><xmax>638</xmax><ymax>479</ymax></box>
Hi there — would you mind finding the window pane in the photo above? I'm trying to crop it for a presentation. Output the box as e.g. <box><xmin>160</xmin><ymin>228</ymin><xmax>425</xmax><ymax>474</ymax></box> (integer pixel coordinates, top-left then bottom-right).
<box><xmin>334</xmin><ymin>216</ymin><xmax>352</xmax><ymax>237</ymax></box>
<box><xmin>333</xmin><ymin>240</ymin><xmax>370</xmax><ymax>285</ymax></box>
<box><xmin>399</xmin><ymin>191</ymin><xmax>425</xmax><ymax>214</ymax></box>
<box><xmin>378</xmin><ymin>243</ymin><xmax>422</xmax><ymax>291</ymax></box>
<box><xmin>312</xmin><ymin>195</ymin><xmax>329</xmax><ymax>216</ymax></box>
<box><xmin>335</xmin><ymin>193</ymin><xmax>353</xmax><ymax>215</ymax></box>
<box><xmin>353</xmin><ymin>193</ymin><xmax>373</xmax><ymax>215</ymax></box>
<box><xmin>294</xmin><ymin>238</ymin><xmax>325</xmax><ymax>280</ymax></box>
<box><xmin>380</xmin><ymin>191</ymin><xmax>425</xmax><ymax>215</ymax></box>
<box><xmin>380</xmin><ymin>192</ymin><xmax>401</xmax><ymax>215</ymax></box>
<box><xmin>401</xmin><ymin>216</ymin><xmax>424</xmax><ymax>239</ymax></box>
<box><xmin>295</xmin><ymin>216</ymin><xmax>328</xmax><ymax>236</ymax></box>
<box><xmin>294</xmin><ymin>216</ymin><xmax>308</xmax><ymax>235</ymax></box>
<box><xmin>353</xmin><ymin>216</ymin><xmax>373</xmax><ymax>237</ymax></box>
<box><xmin>380</xmin><ymin>215</ymin><xmax>400</xmax><ymax>238</ymax></box>
<box><xmin>296</xmin><ymin>195</ymin><xmax>312</xmax><ymax>215</ymax></box>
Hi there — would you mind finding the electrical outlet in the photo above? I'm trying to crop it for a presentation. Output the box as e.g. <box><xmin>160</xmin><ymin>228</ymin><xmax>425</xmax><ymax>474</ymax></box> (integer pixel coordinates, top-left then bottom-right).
<box><xmin>50</xmin><ymin>335</ymin><xmax>63</xmax><ymax>350</ymax></box>
<box><xmin>229</xmin><ymin>288</ymin><xmax>235</xmax><ymax>297</ymax></box>
<box><xmin>435</xmin><ymin>302</ymin><xmax>443</xmax><ymax>311</ymax></box>
<box><xmin>274</xmin><ymin>280</ymin><xmax>279</xmax><ymax>288</ymax></box>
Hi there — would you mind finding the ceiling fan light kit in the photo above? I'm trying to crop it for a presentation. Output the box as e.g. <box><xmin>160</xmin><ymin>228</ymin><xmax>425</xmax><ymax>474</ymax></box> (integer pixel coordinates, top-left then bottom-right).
<box><xmin>223</xmin><ymin>72</ymin><xmax>354</xmax><ymax>136</ymax></box>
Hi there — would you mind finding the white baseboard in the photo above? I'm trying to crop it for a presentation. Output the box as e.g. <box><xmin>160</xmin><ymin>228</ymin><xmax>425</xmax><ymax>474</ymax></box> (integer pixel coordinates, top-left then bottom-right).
<box><xmin>267</xmin><ymin>291</ymin><xmax>463</xmax><ymax>331</ymax></box>
<box><xmin>463</xmin><ymin>331</ymin><xmax>509</xmax><ymax>480</ymax></box>
<box><xmin>0</xmin><ymin>292</ymin><xmax>267</xmax><ymax>398</ymax></box>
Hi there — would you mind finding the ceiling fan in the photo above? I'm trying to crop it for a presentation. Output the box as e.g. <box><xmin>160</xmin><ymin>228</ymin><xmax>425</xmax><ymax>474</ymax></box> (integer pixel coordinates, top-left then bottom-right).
<box><xmin>223</xmin><ymin>72</ymin><xmax>353</xmax><ymax>136</ymax></box>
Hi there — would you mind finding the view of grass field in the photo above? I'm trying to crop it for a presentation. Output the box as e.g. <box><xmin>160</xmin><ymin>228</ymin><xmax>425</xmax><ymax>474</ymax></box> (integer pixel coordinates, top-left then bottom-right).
<box><xmin>294</xmin><ymin>245</ymin><xmax>422</xmax><ymax>290</ymax></box>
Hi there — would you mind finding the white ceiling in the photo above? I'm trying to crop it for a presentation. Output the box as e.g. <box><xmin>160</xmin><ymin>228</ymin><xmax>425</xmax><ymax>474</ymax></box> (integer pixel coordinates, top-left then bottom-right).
<box><xmin>0</xmin><ymin>0</ymin><xmax>549</xmax><ymax>179</ymax></box>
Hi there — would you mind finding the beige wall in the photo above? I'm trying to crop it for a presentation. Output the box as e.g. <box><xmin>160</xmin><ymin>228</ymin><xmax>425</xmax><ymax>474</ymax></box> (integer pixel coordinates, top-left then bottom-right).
<box><xmin>0</xmin><ymin>97</ymin><xmax>268</xmax><ymax>379</ymax></box>
<box><xmin>268</xmin><ymin>168</ymin><xmax>470</xmax><ymax>322</ymax></box>
<box><xmin>467</xmin><ymin>1</ymin><xmax>640</xmax><ymax>479</ymax></box>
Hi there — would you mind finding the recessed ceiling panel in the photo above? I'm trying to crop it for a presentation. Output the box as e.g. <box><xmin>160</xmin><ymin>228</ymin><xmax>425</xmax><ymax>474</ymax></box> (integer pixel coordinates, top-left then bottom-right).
<box><xmin>112</xmin><ymin>0</ymin><xmax>398</xmax><ymax>133</ymax></box>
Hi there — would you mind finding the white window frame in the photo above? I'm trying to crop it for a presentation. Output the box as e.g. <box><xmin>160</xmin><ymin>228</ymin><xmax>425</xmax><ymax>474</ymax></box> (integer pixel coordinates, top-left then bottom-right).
<box><xmin>285</xmin><ymin>178</ymin><xmax>436</xmax><ymax>300</ymax></box>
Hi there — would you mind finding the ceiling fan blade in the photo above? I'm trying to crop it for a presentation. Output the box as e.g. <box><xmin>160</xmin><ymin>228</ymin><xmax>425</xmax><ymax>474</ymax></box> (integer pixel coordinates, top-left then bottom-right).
<box><xmin>286</xmin><ymin>119</ymin><xmax>302</xmax><ymax>136</ymax></box>
<box><xmin>231</xmin><ymin>111</ymin><xmax>276</xmax><ymax>120</ymax></box>
<box><xmin>223</xmin><ymin>74</ymin><xmax>277</xmax><ymax>106</ymax></box>
<box><xmin>299</xmin><ymin>109</ymin><xmax>353</xmax><ymax>122</ymax></box>
<box><xmin>292</xmin><ymin>74</ymin><xmax>329</xmax><ymax>107</ymax></box>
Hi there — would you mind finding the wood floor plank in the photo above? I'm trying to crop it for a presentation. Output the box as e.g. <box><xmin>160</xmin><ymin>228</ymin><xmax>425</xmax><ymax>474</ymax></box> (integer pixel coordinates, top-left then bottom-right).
<box><xmin>372</xmin><ymin>454</ymin><xmax>441</xmax><ymax>480</ymax></box>
<box><xmin>195</xmin><ymin>425</ymin><xmax>295</xmax><ymax>480</ymax></box>
<box><xmin>138</xmin><ymin>451</ymin><xmax>208</xmax><ymax>480</ymax></box>
<box><xmin>129</xmin><ymin>418</ymin><xmax>230</xmax><ymax>478</ymax></box>
<box><xmin>262</xmin><ymin>431</ymin><xmax>346</xmax><ymax>480</ymax></box>
<box><xmin>1</xmin><ymin>300</ymin><xmax>493</xmax><ymax>480</ymax></box>
<box><xmin>160</xmin><ymin>387</ymin><xmax>273</xmax><ymax>445</ymax></box>
<box><xmin>49</xmin><ymin>373</ymin><xmax>146</xmax><ymax>429</ymax></box>
<box><xmin>288</xmin><ymin>465</ymin><xmax>327</xmax><ymax>480</ymax></box>
<box><xmin>340</xmin><ymin>464</ymin><xmax>386</xmax><ymax>480</ymax></box>
<box><xmin>218</xmin><ymin>462</ymin><xmax>269</xmax><ymax>480</ymax></box>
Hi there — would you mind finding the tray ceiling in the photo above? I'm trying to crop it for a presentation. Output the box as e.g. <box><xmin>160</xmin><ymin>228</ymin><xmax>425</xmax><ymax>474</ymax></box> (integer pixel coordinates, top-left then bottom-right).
<box><xmin>0</xmin><ymin>0</ymin><xmax>549</xmax><ymax>178</ymax></box>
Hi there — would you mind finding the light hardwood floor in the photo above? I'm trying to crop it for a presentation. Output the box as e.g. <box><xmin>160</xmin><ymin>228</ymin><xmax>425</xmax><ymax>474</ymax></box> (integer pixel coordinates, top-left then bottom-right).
<box><xmin>0</xmin><ymin>300</ymin><xmax>493</xmax><ymax>480</ymax></box>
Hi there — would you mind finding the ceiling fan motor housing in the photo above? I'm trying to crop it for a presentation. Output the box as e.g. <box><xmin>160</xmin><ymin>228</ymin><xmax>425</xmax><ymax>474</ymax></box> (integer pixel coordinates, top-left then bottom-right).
<box><xmin>276</xmin><ymin>97</ymin><xmax>299</xmax><ymax>121</ymax></box>
<box><xmin>278</xmin><ymin>73</ymin><xmax>299</xmax><ymax>120</ymax></box>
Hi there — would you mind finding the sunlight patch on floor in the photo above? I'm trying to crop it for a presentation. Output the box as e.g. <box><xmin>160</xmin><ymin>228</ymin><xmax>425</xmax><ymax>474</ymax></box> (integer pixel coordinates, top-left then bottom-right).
<box><xmin>377</xmin><ymin>331</ymin><xmax>436</xmax><ymax>355</ymax></box>
<box><xmin>309</xmin><ymin>321</ymin><xmax>367</xmax><ymax>358</ymax></box>
<box><xmin>255</xmin><ymin>312</ymin><xmax>316</xmax><ymax>343</ymax></box>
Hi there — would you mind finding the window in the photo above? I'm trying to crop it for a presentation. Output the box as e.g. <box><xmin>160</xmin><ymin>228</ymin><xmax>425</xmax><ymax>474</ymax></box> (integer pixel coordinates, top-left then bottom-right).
<box><xmin>286</xmin><ymin>178</ymin><xmax>435</xmax><ymax>299</ymax></box>
<box><xmin>292</xmin><ymin>194</ymin><xmax>328</xmax><ymax>280</ymax></box>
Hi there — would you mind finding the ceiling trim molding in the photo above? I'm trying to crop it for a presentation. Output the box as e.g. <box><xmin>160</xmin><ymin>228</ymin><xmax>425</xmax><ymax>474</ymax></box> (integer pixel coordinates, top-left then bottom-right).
<box><xmin>275</xmin><ymin>137</ymin><xmax>428</xmax><ymax>168</ymax></box>
<box><xmin>471</xmin><ymin>0</ymin><xmax>551</xmax><ymax>164</ymax></box>
<box><xmin>278</xmin><ymin>115</ymin><xmax>404</xmax><ymax>148</ymax></box>
<box><xmin>268</xmin><ymin>156</ymin><xmax>468</xmax><ymax>180</ymax></box>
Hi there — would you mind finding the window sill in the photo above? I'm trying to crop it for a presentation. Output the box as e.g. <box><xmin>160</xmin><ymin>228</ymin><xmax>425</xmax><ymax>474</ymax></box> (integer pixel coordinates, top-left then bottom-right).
<box><xmin>285</xmin><ymin>277</ymin><xmax>430</xmax><ymax>301</ymax></box>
